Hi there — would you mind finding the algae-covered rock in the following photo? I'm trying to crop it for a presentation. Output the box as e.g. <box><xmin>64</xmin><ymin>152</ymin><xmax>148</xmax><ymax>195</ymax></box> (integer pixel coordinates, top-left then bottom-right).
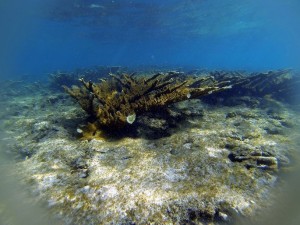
<box><xmin>1</xmin><ymin>69</ymin><xmax>299</xmax><ymax>225</ymax></box>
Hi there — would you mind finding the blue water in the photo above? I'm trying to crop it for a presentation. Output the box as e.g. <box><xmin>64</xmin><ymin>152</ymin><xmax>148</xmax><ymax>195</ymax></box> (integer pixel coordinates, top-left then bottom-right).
<box><xmin>1</xmin><ymin>0</ymin><xmax>300</xmax><ymax>80</ymax></box>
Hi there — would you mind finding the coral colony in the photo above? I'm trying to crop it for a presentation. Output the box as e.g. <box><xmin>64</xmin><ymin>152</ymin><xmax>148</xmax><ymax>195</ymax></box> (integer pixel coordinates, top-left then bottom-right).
<box><xmin>63</xmin><ymin>69</ymin><xmax>296</xmax><ymax>137</ymax></box>
<box><xmin>63</xmin><ymin>72</ymin><xmax>233</xmax><ymax>133</ymax></box>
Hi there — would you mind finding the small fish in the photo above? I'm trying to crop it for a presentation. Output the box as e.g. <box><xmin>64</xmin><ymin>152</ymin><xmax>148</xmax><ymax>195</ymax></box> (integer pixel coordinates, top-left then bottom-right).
<box><xmin>126</xmin><ymin>113</ymin><xmax>136</xmax><ymax>124</ymax></box>
<box><xmin>76</xmin><ymin>128</ymin><xmax>83</xmax><ymax>134</ymax></box>
<box><xmin>89</xmin><ymin>4</ymin><xmax>105</xmax><ymax>9</ymax></box>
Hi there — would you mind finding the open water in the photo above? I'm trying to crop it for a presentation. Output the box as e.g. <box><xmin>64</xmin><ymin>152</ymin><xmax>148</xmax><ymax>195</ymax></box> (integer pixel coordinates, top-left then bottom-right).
<box><xmin>1</xmin><ymin>0</ymin><xmax>300</xmax><ymax>79</ymax></box>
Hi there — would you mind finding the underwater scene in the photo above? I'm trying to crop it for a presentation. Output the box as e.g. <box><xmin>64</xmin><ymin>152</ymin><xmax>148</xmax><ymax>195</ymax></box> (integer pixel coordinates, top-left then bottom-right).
<box><xmin>1</xmin><ymin>0</ymin><xmax>300</xmax><ymax>225</ymax></box>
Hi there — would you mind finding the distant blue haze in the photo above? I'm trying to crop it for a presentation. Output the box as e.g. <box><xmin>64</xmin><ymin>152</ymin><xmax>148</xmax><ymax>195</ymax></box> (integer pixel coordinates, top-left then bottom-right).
<box><xmin>0</xmin><ymin>0</ymin><xmax>299</xmax><ymax>80</ymax></box>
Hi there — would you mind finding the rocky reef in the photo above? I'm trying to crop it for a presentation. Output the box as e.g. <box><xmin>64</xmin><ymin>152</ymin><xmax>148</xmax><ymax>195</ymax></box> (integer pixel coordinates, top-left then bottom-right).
<box><xmin>1</xmin><ymin>68</ymin><xmax>299</xmax><ymax>225</ymax></box>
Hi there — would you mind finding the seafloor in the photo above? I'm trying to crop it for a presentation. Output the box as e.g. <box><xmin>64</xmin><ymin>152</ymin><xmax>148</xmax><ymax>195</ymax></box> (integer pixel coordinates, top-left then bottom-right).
<box><xmin>0</xmin><ymin>70</ymin><xmax>299</xmax><ymax>225</ymax></box>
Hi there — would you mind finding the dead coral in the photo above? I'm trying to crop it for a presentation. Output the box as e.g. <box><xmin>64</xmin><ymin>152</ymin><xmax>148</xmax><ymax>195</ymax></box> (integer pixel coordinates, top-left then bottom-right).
<box><xmin>63</xmin><ymin>72</ymin><xmax>235</xmax><ymax>131</ymax></box>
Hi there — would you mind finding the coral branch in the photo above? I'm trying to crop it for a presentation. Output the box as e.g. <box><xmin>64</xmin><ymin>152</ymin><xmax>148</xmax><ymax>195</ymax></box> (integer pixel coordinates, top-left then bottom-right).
<box><xmin>64</xmin><ymin>69</ymin><xmax>296</xmax><ymax>134</ymax></box>
<box><xmin>64</xmin><ymin>72</ymin><xmax>239</xmax><ymax>131</ymax></box>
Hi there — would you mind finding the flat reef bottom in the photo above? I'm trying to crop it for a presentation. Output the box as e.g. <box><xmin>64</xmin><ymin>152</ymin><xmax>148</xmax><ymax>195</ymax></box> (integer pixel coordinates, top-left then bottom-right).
<box><xmin>0</xmin><ymin>77</ymin><xmax>299</xmax><ymax>225</ymax></box>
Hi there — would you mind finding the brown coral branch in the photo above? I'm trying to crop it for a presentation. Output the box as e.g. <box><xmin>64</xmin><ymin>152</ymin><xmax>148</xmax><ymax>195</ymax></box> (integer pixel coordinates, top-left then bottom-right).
<box><xmin>64</xmin><ymin>72</ymin><xmax>241</xmax><ymax>131</ymax></box>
